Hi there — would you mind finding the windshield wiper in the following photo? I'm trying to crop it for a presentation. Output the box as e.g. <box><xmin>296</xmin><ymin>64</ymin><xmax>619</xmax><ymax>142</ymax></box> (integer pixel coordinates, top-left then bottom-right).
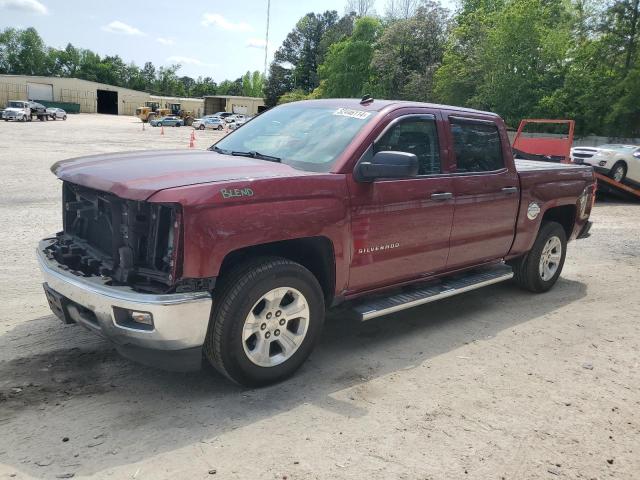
<box><xmin>209</xmin><ymin>145</ymin><xmax>229</xmax><ymax>154</ymax></box>
<box><xmin>231</xmin><ymin>150</ymin><xmax>282</xmax><ymax>163</ymax></box>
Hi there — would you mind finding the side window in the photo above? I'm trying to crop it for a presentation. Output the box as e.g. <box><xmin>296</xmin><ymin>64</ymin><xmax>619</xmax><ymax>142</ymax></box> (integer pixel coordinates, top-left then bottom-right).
<box><xmin>374</xmin><ymin>117</ymin><xmax>441</xmax><ymax>175</ymax></box>
<box><xmin>450</xmin><ymin>119</ymin><xmax>504</xmax><ymax>172</ymax></box>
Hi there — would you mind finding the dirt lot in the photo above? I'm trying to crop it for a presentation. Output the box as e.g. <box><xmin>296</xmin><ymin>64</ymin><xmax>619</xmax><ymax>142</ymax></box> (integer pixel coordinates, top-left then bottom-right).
<box><xmin>0</xmin><ymin>114</ymin><xmax>638</xmax><ymax>480</ymax></box>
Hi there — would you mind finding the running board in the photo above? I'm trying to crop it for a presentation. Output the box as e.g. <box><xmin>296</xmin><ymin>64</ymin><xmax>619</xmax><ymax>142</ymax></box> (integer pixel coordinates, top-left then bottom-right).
<box><xmin>352</xmin><ymin>264</ymin><xmax>514</xmax><ymax>321</ymax></box>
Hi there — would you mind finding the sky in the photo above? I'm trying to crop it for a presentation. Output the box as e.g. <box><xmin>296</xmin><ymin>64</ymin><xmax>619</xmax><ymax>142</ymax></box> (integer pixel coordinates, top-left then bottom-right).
<box><xmin>0</xmin><ymin>0</ymin><xmax>456</xmax><ymax>82</ymax></box>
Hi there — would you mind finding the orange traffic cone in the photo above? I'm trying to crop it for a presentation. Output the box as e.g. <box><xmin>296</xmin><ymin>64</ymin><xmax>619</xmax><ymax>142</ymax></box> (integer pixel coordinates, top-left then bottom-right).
<box><xmin>161</xmin><ymin>125</ymin><xmax>165</xmax><ymax>136</ymax></box>
<box><xmin>189</xmin><ymin>135</ymin><xmax>195</xmax><ymax>148</ymax></box>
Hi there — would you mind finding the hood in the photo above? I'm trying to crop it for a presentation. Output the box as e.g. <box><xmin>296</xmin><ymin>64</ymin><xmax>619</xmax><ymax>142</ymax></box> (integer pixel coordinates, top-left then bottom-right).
<box><xmin>3</xmin><ymin>107</ymin><xmax>25</xmax><ymax>113</ymax></box>
<box><xmin>52</xmin><ymin>149</ymin><xmax>311</xmax><ymax>200</ymax></box>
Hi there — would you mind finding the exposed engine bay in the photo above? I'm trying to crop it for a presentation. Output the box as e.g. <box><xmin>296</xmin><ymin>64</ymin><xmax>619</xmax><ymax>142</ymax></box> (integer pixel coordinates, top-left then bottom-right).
<box><xmin>42</xmin><ymin>182</ymin><xmax>180</xmax><ymax>293</ymax></box>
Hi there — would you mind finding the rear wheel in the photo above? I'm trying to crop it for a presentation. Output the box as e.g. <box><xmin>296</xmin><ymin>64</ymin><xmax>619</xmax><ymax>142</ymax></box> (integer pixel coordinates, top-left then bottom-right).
<box><xmin>199</xmin><ymin>124</ymin><xmax>205</xmax><ymax>130</ymax></box>
<box><xmin>610</xmin><ymin>161</ymin><xmax>627</xmax><ymax>183</ymax></box>
<box><xmin>512</xmin><ymin>221</ymin><xmax>567</xmax><ymax>293</ymax></box>
<box><xmin>63</xmin><ymin>115</ymin><xmax>67</xmax><ymax>121</ymax></box>
<box><xmin>204</xmin><ymin>257</ymin><xmax>325</xmax><ymax>387</ymax></box>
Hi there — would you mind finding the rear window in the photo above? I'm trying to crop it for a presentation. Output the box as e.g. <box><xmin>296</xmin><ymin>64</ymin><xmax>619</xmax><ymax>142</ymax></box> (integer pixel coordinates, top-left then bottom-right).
<box><xmin>450</xmin><ymin>119</ymin><xmax>504</xmax><ymax>173</ymax></box>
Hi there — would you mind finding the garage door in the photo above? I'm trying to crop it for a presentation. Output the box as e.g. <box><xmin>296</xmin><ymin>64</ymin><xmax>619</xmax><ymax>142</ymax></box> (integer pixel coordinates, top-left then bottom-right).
<box><xmin>27</xmin><ymin>83</ymin><xmax>53</xmax><ymax>102</ymax></box>
<box><xmin>232</xmin><ymin>105</ymin><xmax>248</xmax><ymax>114</ymax></box>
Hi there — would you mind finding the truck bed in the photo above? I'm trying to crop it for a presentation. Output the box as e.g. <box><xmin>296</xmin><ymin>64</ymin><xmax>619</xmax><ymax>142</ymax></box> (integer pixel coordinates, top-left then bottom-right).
<box><xmin>514</xmin><ymin>158</ymin><xmax>592</xmax><ymax>173</ymax></box>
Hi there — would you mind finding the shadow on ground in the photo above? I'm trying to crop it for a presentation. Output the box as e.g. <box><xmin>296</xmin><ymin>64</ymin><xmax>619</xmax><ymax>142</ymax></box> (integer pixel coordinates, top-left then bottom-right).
<box><xmin>0</xmin><ymin>278</ymin><xmax>587</xmax><ymax>477</ymax></box>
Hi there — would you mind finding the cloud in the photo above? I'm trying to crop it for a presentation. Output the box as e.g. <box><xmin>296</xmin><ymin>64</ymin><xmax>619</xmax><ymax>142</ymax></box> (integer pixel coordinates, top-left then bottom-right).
<box><xmin>201</xmin><ymin>13</ymin><xmax>252</xmax><ymax>32</ymax></box>
<box><xmin>156</xmin><ymin>37</ymin><xmax>175</xmax><ymax>46</ymax></box>
<box><xmin>166</xmin><ymin>56</ymin><xmax>216</xmax><ymax>67</ymax></box>
<box><xmin>246</xmin><ymin>37</ymin><xmax>268</xmax><ymax>49</ymax></box>
<box><xmin>0</xmin><ymin>0</ymin><xmax>48</xmax><ymax>15</ymax></box>
<box><xmin>102</xmin><ymin>20</ymin><xmax>145</xmax><ymax>36</ymax></box>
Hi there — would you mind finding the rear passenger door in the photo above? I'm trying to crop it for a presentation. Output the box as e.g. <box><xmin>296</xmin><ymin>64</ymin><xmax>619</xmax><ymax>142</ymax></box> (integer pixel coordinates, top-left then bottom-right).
<box><xmin>445</xmin><ymin>115</ymin><xmax>520</xmax><ymax>269</ymax></box>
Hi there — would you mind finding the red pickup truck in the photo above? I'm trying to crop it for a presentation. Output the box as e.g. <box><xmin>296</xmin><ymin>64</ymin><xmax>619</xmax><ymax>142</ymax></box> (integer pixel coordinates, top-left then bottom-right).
<box><xmin>38</xmin><ymin>99</ymin><xmax>595</xmax><ymax>386</ymax></box>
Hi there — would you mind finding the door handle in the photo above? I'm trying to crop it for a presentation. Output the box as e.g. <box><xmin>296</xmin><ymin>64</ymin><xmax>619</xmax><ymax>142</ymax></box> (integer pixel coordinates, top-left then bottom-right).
<box><xmin>501</xmin><ymin>187</ymin><xmax>518</xmax><ymax>194</ymax></box>
<box><xmin>431</xmin><ymin>192</ymin><xmax>453</xmax><ymax>201</ymax></box>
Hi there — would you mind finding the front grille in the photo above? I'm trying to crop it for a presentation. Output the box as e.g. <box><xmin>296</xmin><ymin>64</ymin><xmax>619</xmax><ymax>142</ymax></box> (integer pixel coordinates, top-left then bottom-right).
<box><xmin>45</xmin><ymin>182</ymin><xmax>180</xmax><ymax>292</ymax></box>
<box><xmin>573</xmin><ymin>152</ymin><xmax>595</xmax><ymax>159</ymax></box>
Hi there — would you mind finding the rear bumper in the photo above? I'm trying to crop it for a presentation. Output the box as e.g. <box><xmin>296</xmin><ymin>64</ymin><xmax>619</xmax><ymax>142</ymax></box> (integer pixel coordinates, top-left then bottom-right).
<box><xmin>37</xmin><ymin>238</ymin><xmax>213</xmax><ymax>371</ymax></box>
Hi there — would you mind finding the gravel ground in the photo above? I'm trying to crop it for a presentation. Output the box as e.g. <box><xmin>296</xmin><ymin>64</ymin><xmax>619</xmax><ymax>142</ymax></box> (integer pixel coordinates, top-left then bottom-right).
<box><xmin>0</xmin><ymin>114</ymin><xmax>638</xmax><ymax>480</ymax></box>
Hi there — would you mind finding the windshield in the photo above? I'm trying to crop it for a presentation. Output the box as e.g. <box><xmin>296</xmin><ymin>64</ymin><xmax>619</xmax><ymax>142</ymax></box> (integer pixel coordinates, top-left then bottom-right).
<box><xmin>8</xmin><ymin>101</ymin><xmax>26</xmax><ymax>108</ymax></box>
<box><xmin>212</xmin><ymin>104</ymin><xmax>376</xmax><ymax>172</ymax></box>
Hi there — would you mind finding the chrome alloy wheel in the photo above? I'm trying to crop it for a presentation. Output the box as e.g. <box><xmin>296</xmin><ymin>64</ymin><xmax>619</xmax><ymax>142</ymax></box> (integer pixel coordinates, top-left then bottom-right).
<box><xmin>539</xmin><ymin>236</ymin><xmax>562</xmax><ymax>281</ymax></box>
<box><xmin>242</xmin><ymin>287</ymin><xmax>310</xmax><ymax>367</ymax></box>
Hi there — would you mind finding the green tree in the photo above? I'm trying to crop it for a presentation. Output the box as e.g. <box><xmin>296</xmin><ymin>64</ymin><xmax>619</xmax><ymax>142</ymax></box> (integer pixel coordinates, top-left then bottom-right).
<box><xmin>317</xmin><ymin>17</ymin><xmax>381</xmax><ymax>98</ymax></box>
<box><xmin>277</xmin><ymin>89</ymin><xmax>310</xmax><ymax>104</ymax></box>
<box><xmin>274</xmin><ymin>11</ymin><xmax>341</xmax><ymax>93</ymax></box>
<box><xmin>264</xmin><ymin>63</ymin><xmax>294</xmax><ymax>107</ymax></box>
<box><xmin>372</xmin><ymin>2</ymin><xmax>449</xmax><ymax>101</ymax></box>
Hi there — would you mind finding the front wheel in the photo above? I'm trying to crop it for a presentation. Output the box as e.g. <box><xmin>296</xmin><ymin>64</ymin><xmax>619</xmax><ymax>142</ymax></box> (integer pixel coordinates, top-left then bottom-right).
<box><xmin>610</xmin><ymin>161</ymin><xmax>627</xmax><ymax>183</ymax></box>
<box><xmin>199</xmin><ymin>124</ymin><xmax>205</xmax><ymax>130</ymax></box>
<box><xmin>511</xmin><ymin>221</ymin><xmax>567</xmax><ymax>293</ymax></box>
<box><xmin>63</xmin><ymin>115</ymin><xmax>67</xmax><ymax>121</ymax></box>
<box><xmin>204</xmin><ymin>257</ymin><xmax>325</xmax><ymax>387</ymax></box>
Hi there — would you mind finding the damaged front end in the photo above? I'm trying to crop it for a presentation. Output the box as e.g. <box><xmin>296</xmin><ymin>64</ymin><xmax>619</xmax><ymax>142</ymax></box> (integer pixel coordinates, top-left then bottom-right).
<box><xmin>43</xmin><ymin>182</ymin><xmax>181</xmax><ymax>293</ymax></box>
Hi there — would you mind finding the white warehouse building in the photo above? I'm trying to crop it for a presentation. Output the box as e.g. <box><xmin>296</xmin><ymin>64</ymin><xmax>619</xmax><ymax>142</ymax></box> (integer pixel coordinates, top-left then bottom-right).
<box><xmin>0</xmin><ymin>75</ymin><xmax>264</xmax><ymax>117</ymax></box>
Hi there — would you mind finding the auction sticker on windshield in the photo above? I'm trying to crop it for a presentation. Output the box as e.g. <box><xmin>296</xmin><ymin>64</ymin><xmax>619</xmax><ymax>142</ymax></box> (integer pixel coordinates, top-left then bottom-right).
<box><xmin>333</xmin><ymin>108</ymin><xmax>371</xmax><ymax>120</ymax></box>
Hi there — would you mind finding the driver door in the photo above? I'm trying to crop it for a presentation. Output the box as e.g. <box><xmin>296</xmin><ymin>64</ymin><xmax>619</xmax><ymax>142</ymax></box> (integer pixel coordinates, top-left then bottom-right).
<box><xmin>347</xmin><ymin>112</ymin><xmax>455</xmax><ymax>293</ymax></box>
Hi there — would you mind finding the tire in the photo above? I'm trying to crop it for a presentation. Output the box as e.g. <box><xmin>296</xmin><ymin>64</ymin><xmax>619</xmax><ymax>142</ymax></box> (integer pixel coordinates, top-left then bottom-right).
<box><xmin>21</xmin><ymin>115</ymin><xmax>26</xmax><ymax>122</ymax></box>
<box><xmin>204</xmin><ymin>257</ymin><xmax>325</xmax><ymax>387</ymax></box>
<box><xmin>610</xmin><ymin>161</ymin><xmax>627</xmax><ymax>183</ymax></box>
<box><xmin>512</xmin><ymin>221</ymin><xmax>567</xmax><ymax>293</ymax></box>
<box><xmin>199</xmin><ymin>124</ymin><xmax>205</xmax><ymax>130</ymax></box>
<box><xmin>218</xmin><ymin>125</ymin><xmax>223</xmax><ymax>130</ymax></box>
<box><xmin>63</xmin><ymin>115</ymin><xmax>67</xmax><ymax>121</ymax></box>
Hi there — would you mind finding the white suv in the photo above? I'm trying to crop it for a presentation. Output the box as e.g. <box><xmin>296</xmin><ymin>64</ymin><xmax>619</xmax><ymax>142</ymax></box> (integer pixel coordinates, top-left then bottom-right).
<box><xmin>571</xmin><ymin>144</ymin><xmax>640</xmax><ymax>185</ymax></box>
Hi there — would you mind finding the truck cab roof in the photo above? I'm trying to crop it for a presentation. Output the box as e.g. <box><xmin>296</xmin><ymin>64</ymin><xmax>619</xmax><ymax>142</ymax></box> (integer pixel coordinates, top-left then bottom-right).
<box><xmin>284</xmin><ymin>98</ymin><xmax>499</xmax><ymax>117</ymax></box>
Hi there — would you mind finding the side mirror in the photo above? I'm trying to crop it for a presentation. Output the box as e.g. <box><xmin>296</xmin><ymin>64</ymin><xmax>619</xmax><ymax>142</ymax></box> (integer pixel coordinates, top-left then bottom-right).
<box><xmin>355</xmin><ymin>151</ymin><xmax>419</xmax><ymax>182</ymax></box>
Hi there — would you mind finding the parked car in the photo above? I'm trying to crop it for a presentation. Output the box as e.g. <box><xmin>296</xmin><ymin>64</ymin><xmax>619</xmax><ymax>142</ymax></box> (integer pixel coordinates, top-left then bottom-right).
<box><xmin>193</xmin><ymin>117</ymin><xmax>225</xmax><ymax>130</ymax></box>
<box><xmin>228</xmin><ymin>116</ymin><xmax>250</xmax><ymax>130</ymax></box>
<box><xmin>211</xmin><ymin>111</ymin><xmax>234</xmax><ymax>121</ymax></box>
<box><xmin>571</xmin><ymin>144</ymin><xmax>640</xmax><ymax>185</ymax></box>
<box><xmin>150</xmin><ymin>116</ymin><xmax>184</xmax><ymax>127</ymax></box>
<box><xmin>47</xmin><ymin>108</ymin><xmax>67</xmax><ymax>120</ymax></box>
<box><xmin>38</xmin><ymin>98</ymin><xmax>595</xmax><ymax>387</ymax></box>
<box><xmin>226</xmin><ymin>114</ymin><xmax>247</xmax><ymax>124</ymax></box>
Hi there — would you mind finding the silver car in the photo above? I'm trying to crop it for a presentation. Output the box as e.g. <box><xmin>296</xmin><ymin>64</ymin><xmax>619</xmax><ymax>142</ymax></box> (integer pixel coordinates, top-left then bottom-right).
<box><xmin>193</xmin><ymin>117</ymin><xmax>225</xmax><ymax>130</ymax></box>
<box><xmin>47</xmin><ymin>108</ymin><xmax>67</xmax><ymax>120</ymax></box>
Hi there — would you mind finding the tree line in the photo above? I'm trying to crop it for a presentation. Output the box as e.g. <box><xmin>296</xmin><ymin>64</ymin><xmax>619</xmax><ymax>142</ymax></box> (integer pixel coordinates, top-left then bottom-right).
<box><xmin>1</xmin><ymin>0</ymin><xmax>638</xmax><ymax>136</ymax></box>
<box><xmin>266</xmin><ymin>0</ymin><xmax>640</xmax><ymax>136</ymax></box>
<box><xmin>0</xmin><ymin>27</ymin><xmax>264</xmax><ymax>98</ymax></box>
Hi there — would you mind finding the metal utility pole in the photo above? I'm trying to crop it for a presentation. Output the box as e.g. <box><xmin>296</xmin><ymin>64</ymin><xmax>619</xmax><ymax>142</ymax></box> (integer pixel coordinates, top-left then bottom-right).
<box><xmin>264</xmin><ymin>0</ymin><xmax>271</xmax><ymax>77</ymax></box>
